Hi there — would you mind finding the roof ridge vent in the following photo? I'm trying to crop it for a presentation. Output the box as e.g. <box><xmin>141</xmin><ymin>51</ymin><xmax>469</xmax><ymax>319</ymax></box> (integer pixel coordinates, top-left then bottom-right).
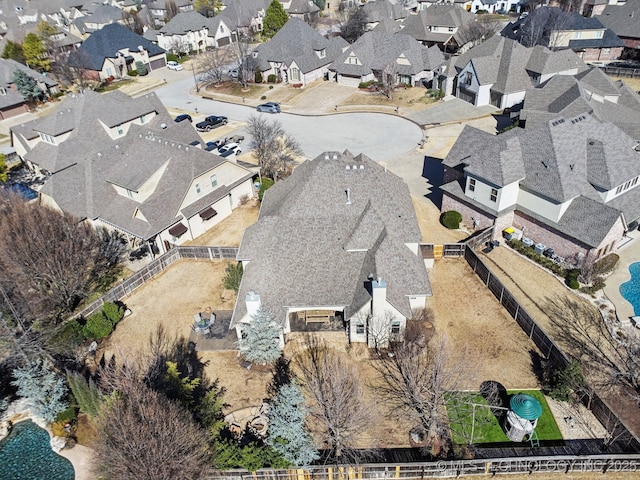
<box><xmin>333</xmin><ymin>154</ymin><xmax>338</xmax><ymax>159</ymax></box>
<box><xmin>324</xmin><ymin>154</ymin><xmax>329</xmax><ymax>160</ymax></box>
<box><xmin>346</xmin><ymin>165</ymin><xmax>350</xmax><ymax>170</ymax></box>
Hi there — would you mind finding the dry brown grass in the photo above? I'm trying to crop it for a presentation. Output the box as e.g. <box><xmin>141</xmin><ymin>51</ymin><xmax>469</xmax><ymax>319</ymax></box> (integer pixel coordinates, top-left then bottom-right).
<box><xmin>184</xmin><ymin>201</ymin><xmax>260</xmax><ymax>247</ymax></box>
<box><xmin>340</xmin><ymin>86</ymin><xmax>436</xmax><ymax>111</ymax></box>
<box><xmin>412</xmin><ymin>196</ymin><xmax>469</xmax><ymax>244</ymax></box>
<box><xmin>608</xmin><ymin>75</ymin><xmax>640</xmax><ymax>92</ymax></box>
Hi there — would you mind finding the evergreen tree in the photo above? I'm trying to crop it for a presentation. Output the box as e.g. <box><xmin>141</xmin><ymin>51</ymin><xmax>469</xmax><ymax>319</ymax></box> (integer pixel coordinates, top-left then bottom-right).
<box><xmin>238</xmin><ymin>306</ymin><xmax>282</xmax><ymax>364</ymax></box>
<box><xmin>0</xmin><ymin>154</ymin><xmax>7</xmax><ymax>183</ymax></box>
<box><xmin>1</xmin><ymin>40</ymin><xmax>25</xmax><ymax>64</ymax></box>
<box><xmin>135</xmin><ymin>60</ymin><xmax>148</xmax><ymax>76</ymax></box>
<box><xmin>13</xmin><ymin>69</ymin><xmax>43</xmax><ymax>103</ymax></box>
<box><xmin>66</xmin><ymin>370</ymin><xmax>103</xmax><ymax>418</ymax></box>
<box><xmin>267</xmin><ymin>382</ymin><xmax>319</xmax><ymax>466</ymax></box>
<box><xmin>195</xmin><ymin>0</ymin><xmax>224</xmax><ymax>17</ymax></box>
<box><xmin>313</xmin><ymin>0</ymin><xmax>326</xmax><ymax>10</ymax></box>
<box><xmin>11</xmin><ymin>359</ymin><xmax>68</xmax><ymax>422</ymax></box>
<box><xmin>263</xmin><ymin>0</ymin><xmax>289</xmax><ymax>39</ymax></box>
<box><xmin>22</xmin><ymin>33</ymin><xmax>50</xmax><ymax>71</ymax></box>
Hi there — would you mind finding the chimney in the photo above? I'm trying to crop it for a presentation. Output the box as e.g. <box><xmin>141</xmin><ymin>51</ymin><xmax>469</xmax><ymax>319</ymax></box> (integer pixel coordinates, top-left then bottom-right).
<box><xmin>346</xmin><ymin>188</ymin><xmax>352</xmax><ymax>205</ymax></box>
<box><xmin>245</xmin><ymin>290</ymin><xmax>261</xmax><ymax>318</ymax></box>
<box><xmin>371</xmin><ymin>277</ymin><xmax>387</xmax><ymax>317</ymax></box>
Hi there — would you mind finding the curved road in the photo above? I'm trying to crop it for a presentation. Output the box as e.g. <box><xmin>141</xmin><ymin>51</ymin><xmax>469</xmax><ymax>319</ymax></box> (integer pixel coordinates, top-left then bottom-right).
<box><xmin>154</xmin><ymin>77</ymin><xmax>423</xmax><ymax>162</ymax></box>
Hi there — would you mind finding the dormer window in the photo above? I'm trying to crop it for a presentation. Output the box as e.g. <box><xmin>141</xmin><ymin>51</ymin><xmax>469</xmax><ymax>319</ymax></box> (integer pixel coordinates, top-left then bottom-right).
<box><xmin>139</xmin><ymin>114</ymin><xmax>146</xmax><ymax>124</ymax></box>
<box><xmin>39</xmin><ymin>132</ymin><xmax>56</xmax><ymax>145</ymax></box>
<box><xmin>117</xmin><ymin>125</ymin><xmax>124</xmax><ymax>135</ymax></box>
<box><xmin>0</xmin><ymin>87</ymin><xmax>5</xmax><ymax>96</ymax></box>
<box><xmin>316</xmin><ymin>48</ymin><xmax>326</xmax><ymax>59</ymax></box>
<box><xmin>463</xmin><ymin>71</ymin><xmax>472</xmax><ymax>85</ymax></box>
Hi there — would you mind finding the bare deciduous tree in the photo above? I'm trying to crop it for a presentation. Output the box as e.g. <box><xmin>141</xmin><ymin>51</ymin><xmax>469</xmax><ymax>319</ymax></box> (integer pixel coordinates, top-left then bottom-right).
<box><xmin>94</xmin><ymin>361</ymin><xmax>212</xmax><ymax>480</ymax></box>
<box><xmin>165</xmin><ymin>0</ymin><xmax>179</xmax><ymax>21</ymax></box>
<box><xmin>380</xmin><ymin>63</ymin><xmax>397</xmax><ymax>100</ymax></box>
<box><xmin>373</xmin><ymin>334</ymin><xmax>469</xmax><ymax>456</ymax></box>
<box><xmin>246</xmin><ymin>115</ymin><xmax>303</xmax><ymax>179</ymax></box>
<box><xmin>233</xmin><ymin>33</ymin><xmax>257</xmax><ymax>89</ymax></box>
<box><xmin>519</xmin><ymin>7</ymin><xmax>573</xmax><ymax>49</ymax></box>
<box><xmin>457</xmin><ymin>18</ymin><xmax>502</xmax><ymax>50</ymax></box>
<box><xmin>294</xmin><ymin>335</ymin><xmax>377</xmax><ymax>461</ymax></box>
<box><xmin>0</xmin><ymin>192</ymin><xmax>125</xmax><ymax>324</ymax></box>
<box><xmin>168</xmin><ymin>37</ymin><xmax>191</xmax><ymax>57</ymax></box>
<box><xmin>340</xmin><ymin>7</ymin><xmax>367</xmax><ymax>44</ymax></box>
<box><xmin>196</xmin><ymin>46</ymin><xmax>233</xmax><ymax>85</ymax></box>
<box><xmin>545</xmin><ymin>295</ymin><xmax>640</xmax><ymax>402</ymax></box>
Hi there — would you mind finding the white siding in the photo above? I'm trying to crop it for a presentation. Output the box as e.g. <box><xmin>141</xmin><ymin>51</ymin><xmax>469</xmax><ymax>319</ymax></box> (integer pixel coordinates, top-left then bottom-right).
<box><xmin>517</xmin><ymin>189</ymin><xmax>570</xmax><ymax>223</ymax></box>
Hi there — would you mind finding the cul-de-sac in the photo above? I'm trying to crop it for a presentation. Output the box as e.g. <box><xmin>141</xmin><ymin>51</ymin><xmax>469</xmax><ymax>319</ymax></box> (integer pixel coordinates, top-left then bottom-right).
<box><xmin>1</xmin><ymin>0</ymin><xmax>640</xmax><ymax>478</ymax></box>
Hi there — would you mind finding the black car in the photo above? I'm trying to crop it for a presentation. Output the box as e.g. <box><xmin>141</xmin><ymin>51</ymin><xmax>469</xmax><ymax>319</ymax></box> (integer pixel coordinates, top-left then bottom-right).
<box><xmin>205</xmin><ymin>141</ymin><xmax>220</xmax><ymax>151</ymax></box>
<box><xmin>174</xmin><ymin>114</ymin><xmax>192</xmax><ymax>123</ymax></box>
<box><xmin>196</xmin><ymin>115</ymin><xmax>228</xmax><ymax>132</ymax></box>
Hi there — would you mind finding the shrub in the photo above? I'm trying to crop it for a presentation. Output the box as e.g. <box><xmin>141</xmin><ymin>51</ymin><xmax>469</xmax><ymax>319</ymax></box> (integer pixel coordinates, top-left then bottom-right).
<box><xmin>129</xmin><ymin>70</ymin><xmax>139</xmax><ymax>77</ymax></box>
<box><xmin>268</xmin><ymin>74</ymin><xmax>277</xmax><ymax>83</ymax></box>
<box><xmin>239</xmin><ymin>194</ymin><xmax>251</xmax><ymax>205</ymax></box>
<box><xmin>358</xmin><ymin>80</ymin><xmax>376</xmax><ymax>89</ymax></box>
<box><xmin>255</xmin><ymin>71</ymin><xmax>263</xmax><ymax>83</ymax></box>
<box><xmin>261</xmin><ymin>95</ymin><xmax>267</xmax><ymax>100</ymax></box>
<box><xmin>269</xmin><ymin>85</ymin><xmax>274</xmax><ymax>89</ymax></box>
<box><xmin>135</xmin><ymin>61</ymin><xmax>148</xmax><ymax>76</ymax></box>
<box><xmin>594</xmin><ymin>253</ymin><xmax>619</xmax><ymax>276</ymax></box>
<box><xmin>82</xmin><ymin>312</ymin><xmax>113</xmax><ymax>340</ymax></box>
<box><xmin>49</xmin><ymin>319</ymin><xmax>85</xmax><ymax>352</ymax></box>
<box><xmin>292</xmin><ymin>83</ymin><xmax>302</xmax><ymax>88</ymax></box>
<box><xmin>440</xmin><ymin>210</ymin><xmax>462</xmax><ymax>229</ymax></box>
<box><xmin>543</xmin><ymin>359</ymin><xmax>585</xmax><ymax>403</ymax></box>
<box><xmin>580</xmin><ymin>277</ymin><xmax>606</xmax><ymax>294</ymax></box>
<box><xmin>166</xmin><ymin>53</ymin><xmax>179</xmax><ymax>63</ymax></box>
<box><xmin>258</xmin><ymin>177</ymin><xmax>275</xmax><ymax>201</ymax></box>
<box><xmin>223</xmin><ymin>262</ymin><xmax>243</xmax><ymax>292</ymax></box>
<box><xmin>506</xmin><ymin>239</ymin><xmax>567</xmax><ymax>277</ymax></box>
<box><xmin>102</xmin><ymin>301</ymin><xmax>125</xmax><ymax>326</ymax></box>
<box><xmin>55</xmin><ymin>405</ymin><xmax>77</xmax><ymax>425</ymax></box>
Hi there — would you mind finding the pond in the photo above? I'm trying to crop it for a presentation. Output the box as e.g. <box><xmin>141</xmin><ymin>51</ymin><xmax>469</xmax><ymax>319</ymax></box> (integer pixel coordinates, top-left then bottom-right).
<box><xmin>0</xmin><ymin>420</ymin><xmax>74</xmax><ymax>480</ymax></box>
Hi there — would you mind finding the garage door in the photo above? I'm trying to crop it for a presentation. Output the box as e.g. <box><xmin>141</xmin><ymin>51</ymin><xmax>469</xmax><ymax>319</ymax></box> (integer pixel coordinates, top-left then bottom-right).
<box><xmin>338</xmin><ymin>74</ymin><xmax>361</xmax><ymax>87</ymax></box>
<box><xmin>457</xmin><ymin>87</ymin><xmax>476</xmax><ymax>105</ymax></box>
<box><xmin>217</xmin><ymin>36</ymin><xmax>231</xmax><ymax>46</ymax></box>
<box><xmin>150</xmin><ymin>57</ymin><xmax>166</xmax><ymax>71</ymax></box>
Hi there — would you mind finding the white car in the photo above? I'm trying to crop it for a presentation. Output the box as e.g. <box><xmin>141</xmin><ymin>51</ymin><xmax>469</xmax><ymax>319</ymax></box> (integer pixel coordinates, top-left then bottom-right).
<box><xmin>167</xmin><ymin>61</ymin><xmax>183</xmax><ymax>71</ymax></box>
<box><xmin>217</xmin><ymin>143</ymin><xmax>241</xmax><ymax>157</ymax></box>
<box><xmin>228</xmin><ymin>68</ymin><xmax>239</xmax><ymax>78</ymax></box>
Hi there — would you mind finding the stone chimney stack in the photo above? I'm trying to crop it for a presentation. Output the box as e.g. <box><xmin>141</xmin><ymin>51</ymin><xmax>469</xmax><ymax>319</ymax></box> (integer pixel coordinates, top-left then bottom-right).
<box><xmin>245</xmin><ymin>290</ymin><xmax>261</xmax><ymax>318</ymax></box>
<box><xmin>371</xmin><ymin>277</ymin><xmax>387</xmax><ymax>316</ymax></box>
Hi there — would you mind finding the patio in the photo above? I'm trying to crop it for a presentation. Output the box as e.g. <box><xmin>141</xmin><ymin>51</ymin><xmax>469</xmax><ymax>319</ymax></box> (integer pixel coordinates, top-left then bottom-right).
<box><xmin>189</xmin><ymin>310</ymin><xmax>238</xmax><ymax>351</ymax></box>
<box><xmin>289</xmin><ymin>311</ymin><xmax>346</xmax><ymax>333</ymax></box>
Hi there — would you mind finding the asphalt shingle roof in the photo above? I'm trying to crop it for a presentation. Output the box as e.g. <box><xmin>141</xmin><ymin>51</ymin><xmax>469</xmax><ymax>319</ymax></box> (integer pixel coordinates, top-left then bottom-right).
<box><xmin>232</xmin><ymin>150</ymin><xmax>431</xmax><ymax>328</ymax></box>
<box><xmin>159</xmin><ymin>11</ymin><xmax>215</xmax><ymax>35</ymax></box>
<box><xmin>68</xmin><ymin>23</ymin><xmax>166</xmax><ymax>71</ymax></box>
<box><xmin>597</xmin><ymin>0</ymin><xmax>640</xmax><ymax>39</ymax></box>
<box><xmin>401</xmin><ymin>5</ymin><xmax>474</xmax><ymax>45</ymax></box>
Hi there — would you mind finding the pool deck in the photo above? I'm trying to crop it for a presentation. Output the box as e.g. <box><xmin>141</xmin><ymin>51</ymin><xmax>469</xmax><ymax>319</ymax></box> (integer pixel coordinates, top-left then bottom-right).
<box><xmin>59</xmin><ymin>444</ymin><xmax>93</xmax><ymax>480</ymax></box>
<box><xmin>603</xmin><ymin>229</ymin><xmax>640</xmax><ymax>326</ymax></box>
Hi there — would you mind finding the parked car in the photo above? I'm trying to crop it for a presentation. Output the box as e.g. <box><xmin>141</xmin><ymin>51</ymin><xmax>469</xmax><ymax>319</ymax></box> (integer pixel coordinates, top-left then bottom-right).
<box><xmin>228</xmin><ymin>68</ymin><xmax>239</xmax><ymax>78</ymax></box>
<box><xmin>196</xmin><ymin>115</ymin><xmax>228</xmax><ymax>132</ymax></box>
<box><xmin>217</xmin><ymin>142</ymin><xmax>241</xmax><ymax>157</ymax></box>
<box><xmin>256</xmin><ymin>102</ymin><xmax>281</xmax><ymax>113</ymax></box>
<box><xmin>174</xmin><ymin>114</ymin><xmax>192</xmax><ymax>123</ymax></box>
<box><xmin>205</xmin><ymin>141</ymin><xmax>220</xmax><ymax>152</ymax></box>
<box><xmin>167</xmin><ymin>61</ymin><xmax>184</xmax><ymax>71</ymax></box>
<box><xmin>222</xmin><ymin>135</ymin><xmax>244</xmax><ymax>144</ymax></box>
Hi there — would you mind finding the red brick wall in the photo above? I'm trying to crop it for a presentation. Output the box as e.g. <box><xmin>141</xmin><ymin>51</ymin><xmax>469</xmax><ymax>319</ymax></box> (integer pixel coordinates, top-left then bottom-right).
<box><xmin>580</xmin><ymin>47</ymin><xmax>624</xmax><ymax>62</ymax></box>
<box><xmin>622</xmin><ymin>38</ymin><xmax>640</xmax><ymax>49</ymax></box>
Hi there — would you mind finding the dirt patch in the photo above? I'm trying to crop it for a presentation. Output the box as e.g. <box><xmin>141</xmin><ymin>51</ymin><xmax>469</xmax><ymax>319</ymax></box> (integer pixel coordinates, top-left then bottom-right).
<box><xmin>103</xmin><ymin>259</ymin><xmax>237</xmax><ymax>360</ymax></box>
<box><xmin>184</xmin><ymin>201</ymin><xmax>260</xmax><ymax>247</ymax></box>
<box><xmin>413</xmin><ymin>196</ymin><xmax>469</xmax><ymax>244</ymax></box>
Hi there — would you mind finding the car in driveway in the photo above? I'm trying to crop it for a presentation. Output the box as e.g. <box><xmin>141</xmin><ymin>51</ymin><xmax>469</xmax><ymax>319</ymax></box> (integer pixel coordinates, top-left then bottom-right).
<box><xmin>256</xmin><ymin>102</ymin><xmax>281</xmax><ymax>113</ymax></box>
<box><xmin>174</xmin><ymin>114</ymin><xmax>192</xmax><ymax>123</ymax></box>
<box><xmin>204</xmin><ymin>141</ymin><xmax>220</xmax><ymax>152</ymax></box>
<box><xmin>217</xmin><ymin>142</ymin><xmax>241</xmax><ymax>157</ymax></box>
<box><xmin>167</xmin><ymin>61</ymin><xmax>184</xmax><ymax>71</ymax></box>
<box><xmin>196</xmin><ymin>115</ymin><xmax>228</xmax><ymax>132</ymax></box>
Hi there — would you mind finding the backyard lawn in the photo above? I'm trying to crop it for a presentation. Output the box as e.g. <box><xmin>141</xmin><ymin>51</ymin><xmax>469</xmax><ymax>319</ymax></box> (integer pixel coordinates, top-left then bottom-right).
<box><xmin>447</xmin><ymin>390</ymin><xmax>562</xmax><ymax>445</ymax></box>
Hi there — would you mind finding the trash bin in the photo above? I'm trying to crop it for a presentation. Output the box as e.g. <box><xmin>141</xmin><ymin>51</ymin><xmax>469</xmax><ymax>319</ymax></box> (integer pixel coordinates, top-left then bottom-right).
<box><xmin>522</xmin><ymin>237</ymin><xmax>534</xmax><ymax>248</ymax></box>
<box><xmin>535</xmin><ymin>243</ymin><xmax>545</xmax><ymax>255</ymax></box>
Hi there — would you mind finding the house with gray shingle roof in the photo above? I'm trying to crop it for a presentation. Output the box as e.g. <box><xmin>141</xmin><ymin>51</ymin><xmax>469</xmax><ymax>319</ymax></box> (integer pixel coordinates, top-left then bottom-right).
<box><xmin>280</xmin><ymin>0</ymin><xmax>320</xmax><ymax>22</ymax></box>
<box><xmin>501</xmin><ymin>7</ymin><xmax>625</xmax><ymax>64</ymax></box>
<box><xmin>216</xmin><ymin>0</ymin><xmax>270</xmax><ymax>36</ymax></box>
<box><xmin>157</xmin><ymin>11</ymin><xmax>235</xmax><ymax>53</ymax></box>
<box><xmin>232</xmin><ymin>150</ymin><xmax>431</xmax><ymax>347</ymax></box>
<box><xmin>470</xmin><ymin>0</ymin><xmax>519</xmax><ymax>13</ymax></box>
<box><xmin>520</xmin><ymin>67</ymin><xmax>640</xmax><ymax>139</ymax></box>
<box><xmin>436</xmin><ymin>35</ymin><xmax>587</xmax><ymax>108</ymax></box>
<box><xmin>595</xmin><ymin>0</ymin><xmax>640</xmax><ymax>53</ymax></box>
<box><xmin>254</xmin><ymin>18</ymin><xmax>348</xmax><ymax>86</ymax></box>
<box><xmin>11</xmin><ymin>90</ymin><xmax>254</xmax><ymax>255</ymax></box>
<box><xmin>69</xmin><ymin>4</ymin><xmax>129</xmax><ymax>39</ymax></box>
<box><xmin>68</xmin><ymin>23</ymin><xmax>167</xmax><ymax>81</ymax></box>
<box><xmin>329</xmin><ymin>31</ymin><xmax>445</xmax><ymax>87</ymax></box>
<box><xmin>0</xmin><ymin>58</ymin><xmax>59</xmax><ymax>120</ymax></box>
<box><xmin>401</xmin><ymin>4</ymin><xmax>475</xmax><ymax>53</ymax></box>
<box><xmin>440</xmin><ymin>114</ymin><xmax>640</xmax><ymax>263</ymax></box>
<box><xmin>147</xmin><ymin>0</ymin><xmax>195</xmax><ymax>27</ymax></box>
<box><xmin>361</xmin><ymin>0</ymin><xmax>407</xmax><ymax>31</ymax></box>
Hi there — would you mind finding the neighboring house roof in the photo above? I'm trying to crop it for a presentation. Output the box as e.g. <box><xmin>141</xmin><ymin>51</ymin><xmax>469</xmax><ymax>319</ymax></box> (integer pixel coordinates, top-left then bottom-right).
<box><xmin>159</xmin><ymin>11</ymin><xmax>214</xmax><ymax>35</ymax></box>
<box><xmin>232</xmin><ymin>150</ymin><xmax>431</xmax><ymax>328</ymax></box>
<box><xmin>362</xmin><ymin>0</ymin><xmax>408</xmax><ymax>23</ymax></box>
<box><xmin>329</xmin><ymin>31</ymin><xmax>445</xmax><ymax>77</ymax></box>
<box><xmin>0</xmin><ymin>58</ymin><xmax>58</xmax><ymax>89</ymax></box>
<box><xmin>255</xmin><ymin>17</ymin><xmax>347</xmax><ymax>74</ymax></box>
<box><xmin>443</xmin><ymin>115</ymin><xmax>640</xmax><ymax>246</ymax></box>
<box><xmin>71</xmin><ymin>3</ymin><xmax>124</xmax><ymax>34</ymax></box>
<box><xmin>286</xmin><ymin>0</ymin><xmax>320</xmax><ymax>15</ymax></box>
<box><xmin>521</xmin><ymin>68</ymin><xmax>640</xmax><ymax>139</ymax></box>
<box><xmin>0</xmin><ymin>87</ymin><xmax>25</xmax><ymax>110</ymax></box>
<box><xmin>597</xmin><ymin>0</ymin><xmax>640</xmax><ymax>39</ymax></box>
<box><xmin>68</xmin><ymin>23</ymin><xmax>166</xmax><ymax>71</ymax></box>
<box><xmin>14</xmin><ymin>90</ymin><xmax>251</xmax><ymax>240</ymax></box>
<box><xmin>452</xmin><ymin>35</ymin><xmax>587</xmax><ymax>92</ymax></box>
<box><xmin>401</xmin><ymin>5</ymin><xmax>475</xmax><ymax>45</ymax></box>
<box><xmin>217</xmin><ymin>0</ymin><xmax>269</xmax><ymax>30</ymax></box>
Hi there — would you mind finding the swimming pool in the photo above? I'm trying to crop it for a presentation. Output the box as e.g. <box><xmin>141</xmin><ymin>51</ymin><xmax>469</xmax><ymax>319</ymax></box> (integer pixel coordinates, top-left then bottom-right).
<box><xmin>0</xmin><ymin>420</ymin><xmax>74</xmax><ymax>480</ymax></box>
<box><xmin>7</xmin><ymin>183</ymin><xmax>38</xmax><ymax>201</ymax></box>
<box><xmin>619</xmin><ymin>262</ymin><xmax>640</xmax><ymax>315</ymax></box>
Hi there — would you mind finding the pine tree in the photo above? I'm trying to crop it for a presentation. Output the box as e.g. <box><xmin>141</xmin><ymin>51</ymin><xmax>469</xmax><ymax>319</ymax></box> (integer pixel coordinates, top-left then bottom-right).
<box><xmin>263</xmin><ymin>0</ymin><xmax>289</xmax><ymax>39</ymax></box>
<box><xmin>66</xmin><ymin>370</ymin><xmax>103</xmax><ymax>418</ymax></box>
<box><xmin>267</xmin><ymin>382</ymin><xmax>319</xmax><ymax>466</ymax></box>
<box><xmin>12</xmin><ymin>69</ymin><xmax>43</xmax><ymax>103</ymax></box>
<box><xmin>1</xmin><ymin>40</ymin><xmax>25</xmax><ymax>64</ymax></box>
<box><xmin>22</xmin><ymin>33</ymin><xmax>50</xmax><ymax>71</ymax></box>
<box><xmin>11</xmin><ymin>359</ymin><xmax>68</xmax><ymax>422</ymax></box>
<box><xmin>238</xmin><ymin>306</ymin><xmax>282</xmax><ymax>364</ymax></box>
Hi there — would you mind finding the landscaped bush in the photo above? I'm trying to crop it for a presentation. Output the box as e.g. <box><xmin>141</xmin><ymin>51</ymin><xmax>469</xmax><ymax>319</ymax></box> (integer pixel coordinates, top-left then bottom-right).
<box><xmin>135</xmin><ymin>61</ymin><xmax>148</xmax><ymax>76</ymax></box>
<box><xmin>507</xmin><ymin>239</ymin><xmax>565</xmax><ymax>277</ymax></box>
<box><xmin>594</xmin><ymin>253</ymin><xmax>619</xmax><ymax>276</ymax></box>
<box><xmin>358</xmin><ymin>80</ymin><xmax>376</xmax><ymax>89</ymax></box>
<box><xmin>440</xmin><ymin>210</ymin><xmax>462</xmax><ymax>229</ymax></box>
<box><xmin>49</xmin><ymin>318</ymin><xmax>85</xmax><ymax>352</ymax></box>
<box><xmin>82</xmin><ymin>312</ymin><xmax>113</xmax><ymax>340</ymax></box>
<box><xmin>102</xmin><ymin>301</ymin><xmax>125</xmax><ymax>326</ymax></box>
<box><xmin>166</xmin><ymin>53</ymin><xmax>179</xmax><ymax>63</ymax></box>
<box><xmin>129</xmin><ymin>70</ymin><xmax>139</xmax><ymax>77</ymax></box>
<box><xmin>579</xmin><ymin>277</ymin><xmax>606</xmax><ymax>295</ymax></box>
<box><xmin>565</xmin><ymin>268</ymin><xmax>580</xmax><ymax>289</ymax></box>
<box><xmin>258</xmin><ymin>177</ymin><xmax>275</xmax><ymax>201</ymax></box>
<box><xmin>267</xmin><ymin>74</ymin><xmax>277</xmax><ymax>83</ymax></box>
<box><xmin>255</xmin><ymin>71</ymin><xmax>263</xmax><ymax>83</ymax></box>
<box><xmin>261</xmin><ymin>95</ymin><xmax>267</xmax><ymax>100</ymax></box>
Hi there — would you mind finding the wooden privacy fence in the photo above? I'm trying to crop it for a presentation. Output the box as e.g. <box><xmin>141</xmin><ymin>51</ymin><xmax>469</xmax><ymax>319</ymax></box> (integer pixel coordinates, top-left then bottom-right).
<box><xmin>463</xmin><ymin>246</ymin><xmax>640</xmax><ymax>450</ymax></box>
<box><xmin>602</xmin><ymin>66</ymin><xmax>640</xmax><ymax>79</ymax></box>
<box><xmin>75</xmin><ymin>246</ymin><xmax>238</xmax><ymax>319</ymax></box>
<box><xmin>205</xmin><ymin>455</ymin><xmax>640</xmax><ymax>480</ymax></box>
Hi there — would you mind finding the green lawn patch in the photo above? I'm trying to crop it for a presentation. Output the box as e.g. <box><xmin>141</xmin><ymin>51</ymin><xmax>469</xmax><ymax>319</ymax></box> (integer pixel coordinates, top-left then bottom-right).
<box><xmin>446</xmin><ymin>389</ymin><xmax>562</xmax><ymax>445</ymax></box>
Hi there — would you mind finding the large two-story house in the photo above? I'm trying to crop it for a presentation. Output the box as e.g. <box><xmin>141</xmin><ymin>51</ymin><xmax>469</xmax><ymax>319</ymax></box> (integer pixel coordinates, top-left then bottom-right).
<box><xmin>401</xmin><ymin>4</ymin><xmax>476</xmax><ymax>54</ymax></box>
<box><xmin>441</xmin><ymin>114</ymin><xmax>640</xmax><ymax>263</ymax></box>
<box><xmin>10</xmin><ymin>90</ymin><xmax>254</xmax><ymax>256</ymax></box>
<box><xmin>157</xmin><ymin>11</ymin><xmax>236</xmax><ymax>53</ymax></box>
<box><xmin>231</xmin><ymin>150</ymin><xmax>431</xmax><ymax>348</ymax></box>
